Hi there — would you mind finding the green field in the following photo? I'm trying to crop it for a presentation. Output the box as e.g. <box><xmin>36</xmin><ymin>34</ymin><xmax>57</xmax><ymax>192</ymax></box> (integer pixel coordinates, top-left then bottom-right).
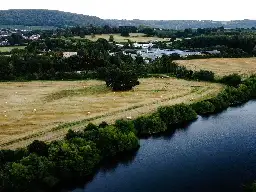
<box><xmin>0</xmin><ymin>46</ymin><xmax>26</xmax><ymax>52</ymax></box>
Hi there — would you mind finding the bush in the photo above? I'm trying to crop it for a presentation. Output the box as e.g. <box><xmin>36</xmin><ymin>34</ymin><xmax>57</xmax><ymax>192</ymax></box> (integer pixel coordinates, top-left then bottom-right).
<box><xmin>95</xmin><ymin>126</ymin><xmax>139</xmax><ymax>157</ymax></box>
<box><xmin>207</xmin><ymin>92</ymin><xmax>230</xmax><ymax>112</ymax></box>
<box><xmin>85</xmin><ymin>123</ymin><xmax>98</xmax><ymax>131</ymax></box>
<box><xmin>48</xmin><ymin>139</ymin><xmax>101</xmax><ymax>180</ymax></box>
<box><xmin>65</xmin><ymin>129</ymin><xmax>84</xmax><ymax>140</ymax></box>
<box><xmin>219</xmin><ymin>74</ymin><xmax>242</xmax><ymax>87</ymax></box>
<box><xmin>158</xmin><ymin>104</ymin><xmax>198</xmax><ymax>128</ymax></box>
<box><xmin>99</xmin><ymin>121</ymin><xmax>109</xmax><ymax>128</ymax></box>
<box><xmin>191</xmin><ymin>101</ymin><xmax>215</xmax><ymax>115</ymax></box>
<box><xmin>192</xmin><ymin>70</ymin><xmax>215</xmax><ymax>81</ymax></box>
<box><xmin>2</xmin><ymin>154</ymin><xmax>57</xmax><ymax>192</ymax></box>
<box><xmin>133</xmin><ymin>113</ymin><xmax>167</xmax><ymax>136</ymax></box>
<box><xmin>0</xmin><ymin>149</ymin><xmax>28</xmax><ymax>165</ymax></box>
<box><xmin>27</xmin><ymin>140</ymin><xmax>49</xmax><ymax>157</ymax></box>
<box><xmin>115</xmin><ymin>119</ymin><xmax>136</xmax><ymax>134</ymax></box>
<box><xmin>120</xmin><ymin>31</ymin><xmax>130</xmax><ymax>37</ymax></box>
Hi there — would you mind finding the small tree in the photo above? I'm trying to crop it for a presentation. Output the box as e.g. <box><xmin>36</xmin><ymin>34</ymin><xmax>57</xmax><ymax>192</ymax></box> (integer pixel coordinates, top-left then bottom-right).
<box><xmin>120</xmin><ymin>31</ymin><xmax>130</xmax><ymax>37</ymax></box>
<box><xmin>91</xmin><ymin>33</ymin><xmax>95</xmax><ymax>38</ymax></box>
<box><xmin>109</xmin><ymin>35</ymin><xmax>114</xmax><ymax>42</ymax></box>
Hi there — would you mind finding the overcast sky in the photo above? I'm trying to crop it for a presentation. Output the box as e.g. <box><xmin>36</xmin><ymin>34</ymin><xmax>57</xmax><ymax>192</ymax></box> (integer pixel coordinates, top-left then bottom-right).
<box><xmin>1</xmin><ymin>0</ymin><xmax>256</xmax><ymax>21</ymax></box>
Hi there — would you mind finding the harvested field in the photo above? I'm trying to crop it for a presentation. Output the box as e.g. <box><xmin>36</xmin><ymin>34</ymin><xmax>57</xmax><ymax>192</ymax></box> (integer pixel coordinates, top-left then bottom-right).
<box><xmin>176</xmin><ymin>58</ymin><xmax>256</xmax><ymax>77</ymax></box>
<box><xmin>81</xmin><ymin>33</ymin><xmax>170</xmax><ymax>43</ymax></box>
<box><xmin>0</xmin><ymin>78</ymin><xmax>223</xmax><ymax>149</ymax></box>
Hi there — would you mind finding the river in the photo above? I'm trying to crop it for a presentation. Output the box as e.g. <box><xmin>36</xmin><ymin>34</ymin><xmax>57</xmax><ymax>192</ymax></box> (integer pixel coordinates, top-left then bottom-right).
<box><xmin>68</xmin><ymin>101</ymin><xmax>256</xmax><ymax>192</ymax></box>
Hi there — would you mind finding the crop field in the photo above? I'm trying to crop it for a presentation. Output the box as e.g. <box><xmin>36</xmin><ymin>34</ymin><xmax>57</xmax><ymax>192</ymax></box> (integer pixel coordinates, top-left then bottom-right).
<box><xmin>176</xmin><ymin>58</ymin><xmax>256</xmax><ymax>77</ymax></box>
<box><xmin>0</xmin><ymin>78</ymin><xmax>223</xmax><ymax>149</ymax></box>
<box><xmin>0</xmin><ymin>46</ymin><xmax>26</xmax><ymax>52</ymax></box>
<box><xmin>81</xmin><ymin>33</ymin><xmax>170</xmax><ymax>43</ymax></box>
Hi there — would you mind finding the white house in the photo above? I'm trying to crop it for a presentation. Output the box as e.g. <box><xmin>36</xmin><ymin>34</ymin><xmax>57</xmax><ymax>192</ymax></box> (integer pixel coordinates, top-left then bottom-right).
<box><xmin>63</xmin><ymin>52</ymin><xmax>78</xmax><ymax>58</ymax></box>
<box><xmin>133</xmin><ymin>43</ymin><xmax>154</xmax><ymax>49</ymax></box>
<box><xmin>116</xmin><ymin>44</ymin><xmax>124</xmax><ymax>48</ymax></box>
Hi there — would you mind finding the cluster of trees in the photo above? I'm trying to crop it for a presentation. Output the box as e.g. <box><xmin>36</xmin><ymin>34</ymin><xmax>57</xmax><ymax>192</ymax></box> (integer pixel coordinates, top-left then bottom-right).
<box><xmin>0</xmin><ymin>33</ymin><xmax>26</xmax><ymax>46</ymax></box>
<box><xmin>0</xmin><ymin>38</ymin><xmax>146</xmax><ymax>86</ymax></box>
<box><xmin>172</xmin><ymin>35</ymin><xmax>256</xmax><ymax>56</ymax></box>
<box><xmin>54</xmin><ymin>25</ymin><xmax>137</xmax><ymax>38</ymax></box>
<box><xmin>106</xmin><ymin>19</ymin><xmax>256</xmax><ymax>30</ymax></box>
<box><xmin>149</xmin><ymin>55</ymin><xmax>215</xmax><ymax>81</ymax></box>
<box><xmin>0</xmin><ymin>122</ymin><xmax>139</xmax><ymax>192</ymax></box>
<box><xmin>192</xmin><ymin>75</ymin><xmax>256</xmax><ymax>115</ymax></box>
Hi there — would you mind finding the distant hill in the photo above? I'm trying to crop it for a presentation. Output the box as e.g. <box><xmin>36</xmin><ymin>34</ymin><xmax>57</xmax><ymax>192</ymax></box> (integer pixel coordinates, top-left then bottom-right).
<box><xmin>0</xmin><ymin>9</ymin><xmax>106</xmax><ymax>27</ymax></box>
<box><xmin>0</xmin><ymin>9</ymin><xmax>255</xmax><ymax>29</ymax></box>
<box><xmin>106</xmin><ymin>19</ymin><xmax>256</xmax><ymax>29</ymax></box>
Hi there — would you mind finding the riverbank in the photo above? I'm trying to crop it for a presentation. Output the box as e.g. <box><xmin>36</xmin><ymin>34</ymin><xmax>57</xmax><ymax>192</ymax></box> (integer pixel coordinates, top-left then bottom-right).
<box><xmin>72</xmin><ymin>101</ymin><xmax>256</xmax><ymax>192</ymax></box>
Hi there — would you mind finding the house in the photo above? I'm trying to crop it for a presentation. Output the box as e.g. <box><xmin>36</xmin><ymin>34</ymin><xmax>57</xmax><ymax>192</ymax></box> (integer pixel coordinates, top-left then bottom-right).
<box><xmin>116</xmin><ymin>44</ymin><xmax>124</xmax><ymax>48</ymax></box>
<box><xmin>29</xmin><ymin>34</ymin><xmax>41</xmax><ymax>40</ymax></box>
<box><xmin>133</xmin><ymin>43</ymin><xmax>154</xmax><ymax>49</ymax></box>
<box><xmin>63</xmin><ymin>52</ymin><xmax>78</xmax><ymax>58</ymax></box>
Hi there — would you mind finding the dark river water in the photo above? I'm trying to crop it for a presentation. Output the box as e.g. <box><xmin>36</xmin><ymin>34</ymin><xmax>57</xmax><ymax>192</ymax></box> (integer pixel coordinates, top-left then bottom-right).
<box><xmin>70</xmin><ymin>101</ymin><xmax>256</xmax><ymax>192</ymax></box>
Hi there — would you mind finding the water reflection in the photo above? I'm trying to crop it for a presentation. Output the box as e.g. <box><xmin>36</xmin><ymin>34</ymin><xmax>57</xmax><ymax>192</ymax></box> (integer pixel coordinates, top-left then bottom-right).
<box><xmin>69</xmin><ymin>101</ymin><xmax>256</xmax><ymax>192</ymax></box>
<box><xmin>60</xmin><ymin>149</ymin><xmax>139</xmax><ymax>192</ymax></box>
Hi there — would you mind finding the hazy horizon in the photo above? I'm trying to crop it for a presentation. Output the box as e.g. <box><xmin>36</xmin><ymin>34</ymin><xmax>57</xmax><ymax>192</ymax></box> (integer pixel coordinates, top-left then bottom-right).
<box><xmin>1</xmin><ymin>0</ymin><xmax>256</xmax><ymax>21</ymax></box>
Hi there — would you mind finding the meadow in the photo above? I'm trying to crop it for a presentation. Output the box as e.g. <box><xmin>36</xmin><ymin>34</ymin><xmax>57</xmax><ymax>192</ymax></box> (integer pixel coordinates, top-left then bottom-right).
<box><xmin>0</xmin><ymin>46</ymin><xmax>26</xmax><ymax>52</ymax></box>
<box><xmin>0</xmin><ymin>77</ymin><xmax>223</xmax><ymax>149</ymax></box>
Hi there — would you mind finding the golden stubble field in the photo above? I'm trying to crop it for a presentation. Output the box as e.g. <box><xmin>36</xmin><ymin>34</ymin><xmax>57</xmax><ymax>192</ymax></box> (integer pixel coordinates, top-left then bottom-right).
<box><xmin>0</xmin><ymin>78</ymin><xmax>223</xmax><ymax>149</ymax></box>
<box><xmin>82</xmin><ymin>33</ymin><xmax>170</xmax><ymax>43</ymax></box>
<box><xmin>176</xmin><ymin>58</ymin><xmax>256</xmax><ymax>77</ymax></box>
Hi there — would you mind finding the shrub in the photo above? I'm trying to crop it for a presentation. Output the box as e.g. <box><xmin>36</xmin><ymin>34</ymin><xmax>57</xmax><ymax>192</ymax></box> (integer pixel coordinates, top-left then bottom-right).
<box><xmin>208</xmin><ymin>92</ymin><xmax>230</xmax><ymax>112</ymax></box>
<box><xmin>2</xmin><ymin>154</ymin><xmax>57</xmax><ymax>192</ymax></box>
<box><xmin>133</xmin><ymin>113</ymin><xmax>167</xmax><ymax>136</ymax></box>
<box><xmin>192</xmin><ymin>70</ymin><xmax>215</xmax><ymax>81</ymax></box>
<box><xmin>27</xmin><ymin>140</ymin><xmax>49</xmax><ymax>157</ymax></box>
<box><xmin>115</xmin><ymin>119</ymin><xmax>136</xmax><ymax>134</ymax></box>
<box><xmin>48</xmin><ymin>139</ymin><xmax>101</xmax><ymax>180</ymax></box>
<box><xmin>219</xmin><ymin>74</ymin><xmax>242</xmax><ymax>87</ymax></box>
<box><xmin>85</xmin><ymin>123</ymin><xmax>98</xmax><ymax>131</ymax></box>
<box><xmin>191</xmin><ymin>101</ymin><xmax>216</xmax><ymax>115</ymax></box>
<box><xmin>65</xmin><ymin>129</ymin><xmax>84</xmax><ymax>140</ymax></box>
<box><xmin>96</xmin><ymin>126</ymin><xmax>139</xmax><ymax>157</ymax></box>
<box><xmin>99</xmin><ymin>121</ymin><xmax>109</xmax><ymax>128</ymax></box>
<box><xmin>158</xmin><ymin>104</ymin><xmax>198</xmax><ymax>128</ymax></box>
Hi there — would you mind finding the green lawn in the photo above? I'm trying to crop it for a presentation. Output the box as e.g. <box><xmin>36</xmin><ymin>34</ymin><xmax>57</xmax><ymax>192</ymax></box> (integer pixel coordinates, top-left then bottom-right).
<box><xmin>0</xmin><ymin>46</ymin><xmax>26</xmax><ymax>52</ymax></box>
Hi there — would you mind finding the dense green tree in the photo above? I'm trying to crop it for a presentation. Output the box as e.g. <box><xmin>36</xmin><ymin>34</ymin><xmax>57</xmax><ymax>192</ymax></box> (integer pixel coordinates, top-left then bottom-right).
<box><xmin>191</xmin><ymin>101</ymin><xmax>215</xmax><ymax>115</ymax></box>
<box><xmin>158</xmin><ymin>104</ymin><xmax>198</xmax><ymax>127</ymax></box>
<box><xmin>27</xmin><ymin>140</ymin><xmax>49</xmax><ymax>157</ymax></box>
<box><xmin>105</xmin><ymin>68</ymin><xmax>139</xmax><ymax>91</ymax></box>
<box><xmin>109</xmin><ymin>35</ymin><xmax>114</xmax><ymax>42</ymax></box>
<box><xmin>48</xmin><ymin>139</ymin><xmax>101</xmax><ymax>180</ymax></box>
<box><xmin>133</xmin><ymin>113</ymin><xmax>167</xmax><ymax>135</ymax></box>
<box><xmin>2</xmin><ymin>154</ymin><xmax>57</xmax><ymax>192</ymax></box>
<box><xmin>192</xmin><ymin>70</ymin><xmax>215</xmax><ymax>82</ymax></box>
<box><xmin>220</xmin><ymin>74</ymin><xmax>242</xmax><ymax>87</ymax></box>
